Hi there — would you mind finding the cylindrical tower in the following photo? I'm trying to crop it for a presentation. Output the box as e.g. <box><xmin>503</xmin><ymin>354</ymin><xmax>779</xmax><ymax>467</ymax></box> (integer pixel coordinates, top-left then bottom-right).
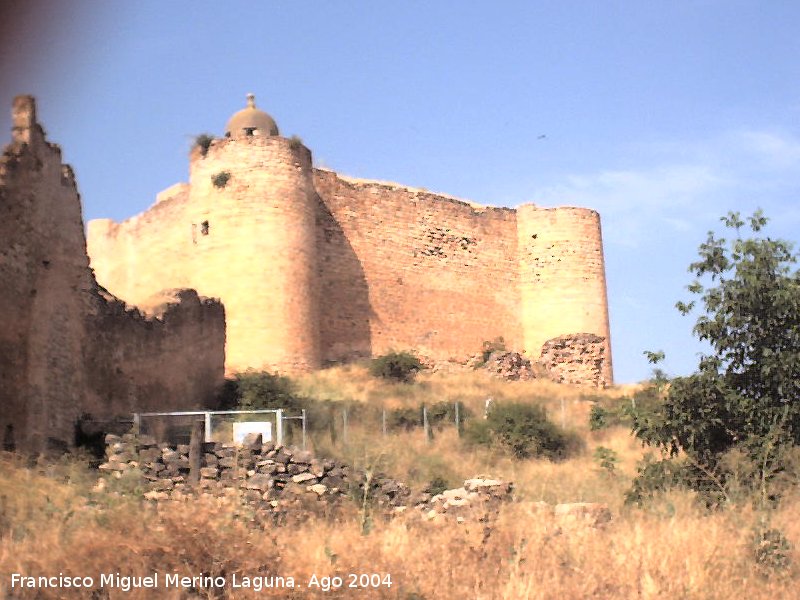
<box><xmin>187</xmin><ymin>96</ymin><xmax>320</xmax><ymax>374</ymax></box>
<box><xmin>516</xmin><ymin>204</ymin><xmax>613</xmax><ymax>383</ymax></box>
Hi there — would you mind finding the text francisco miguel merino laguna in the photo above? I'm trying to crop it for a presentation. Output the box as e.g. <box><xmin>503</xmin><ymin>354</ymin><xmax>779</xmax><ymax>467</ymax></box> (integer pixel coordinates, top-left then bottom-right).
<box><xmin>9</xmin><ymin>572</ymin><xmax>298</xmax><ymax>592</ymax></box>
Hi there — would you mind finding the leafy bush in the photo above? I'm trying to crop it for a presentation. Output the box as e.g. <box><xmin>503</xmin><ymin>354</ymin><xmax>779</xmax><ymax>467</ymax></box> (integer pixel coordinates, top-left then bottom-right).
<box><xmin>593</xmin><ymin>446</ymin><xmax>619</xmax><ymax>474</ymax></box>
<box><xmin>386</xmin><ymin>406</ymin><xmax>420</xmax><ymax>431</ymax></box>
<box><xmin>385</xmin><ymin>401</ymin><xmax>471</xmax><ymax>432</ymax></box>
<box><xmin>194</xmin><ymin>133</ymin><xmax>215</xmax><ymax>157</ymax></box>
<box><xmin>222</xmin><ymin>371</ymin><xmax>301</xmax><ymax>411</ymax></box>
<box><xmin>369</xmin><ymin>351</ymin><xmax>424</xmax><ymax>383</ymax></box>
<box><xmin>211</xmin><ymin>171</ymin><xmax>231</xmax><ymax>188</ymax></box>
<box><xmin>465</xmin><ymin>402</ymin><xmax>583</xmax><ymax>460</ymax></box>
<box><xmin>479</xmin><ymin>337</ymin><xmax>507</xmax><ymax>363</ymax></box>
<box><xmin>289</xmin><ymin>134</ymin><xmax>304</xmax><ymax>150</ymax></box>
<box><xmin>589</xmin><ymin>405</ymin><xmax>608</xmax><ymax>431</ymax></box>
<box><xmin>752</xmin><ymin>524</ymin><xmax>792</xmax><ymax>576</ymax></box>
<box><xmin>629</xmin><ymin>211</ymin><xmax>800</xmax><ymax>505</ymax></box>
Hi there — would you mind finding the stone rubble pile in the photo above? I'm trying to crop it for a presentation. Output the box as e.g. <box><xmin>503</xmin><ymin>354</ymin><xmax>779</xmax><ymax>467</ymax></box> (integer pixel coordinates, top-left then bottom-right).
<box><xmin>419</xmin><ymin>477</ymin><xmax>514</xmax><ymax>523</ymax></box>
<box><xmin>100</xmin><ymin>433</ymin><xmax>411</xmax><ymax>515</ymax></box>
<box><xmin>98</xmin><ymin>435</ymin><xmax>611</xmax><ymax>531</ymax></box>
<box><xmin>419</xmin><ymin>339</ymin><xmax>607</xmax><ymax>389</ymax></box>
<box><xmin>479</xmin><ymin>351</ymin><xmax>538</xmax><ymax>381</ymax></box>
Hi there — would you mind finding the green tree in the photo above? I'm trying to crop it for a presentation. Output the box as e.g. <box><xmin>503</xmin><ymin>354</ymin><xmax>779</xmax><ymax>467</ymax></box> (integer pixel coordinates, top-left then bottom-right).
<box><xmin>630</xmin><ymin>211</ymin><xmax>800</xmax><ymax>504</ymax></box>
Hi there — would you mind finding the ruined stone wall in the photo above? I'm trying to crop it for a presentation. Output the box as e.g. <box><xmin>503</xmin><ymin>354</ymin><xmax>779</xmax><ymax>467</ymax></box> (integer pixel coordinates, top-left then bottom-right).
<box><xmin>87</xmin><ymin>183</ymin><xmax>194</xmax><ymax>306</ymax></box>
<box><xmin>0</xmin><ymin>96</ymin><xmax>95</xmax><ymax>452</ymax></box>
<box><xmin>85</xmin><ymin>289</ymin><xmax>226</xmax><ymax>419</ymax></box>
<box><xmin>0</xmin><ymin>96</ymin><xmax>225</xmax><ymax>453</ymax></box>
<box><xmin>313</xmin><ymin>169</ymin><xmax>521</xmax><ymax>363</ymax></box>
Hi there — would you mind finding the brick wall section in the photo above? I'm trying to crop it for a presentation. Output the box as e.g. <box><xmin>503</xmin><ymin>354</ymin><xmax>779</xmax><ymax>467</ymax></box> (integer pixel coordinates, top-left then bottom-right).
<box><xmin>0</xmin><ymin>97</ymin><xmax>225</xmax><ymax>453</ymax></box>
<box><xmin>313</xmin><ymin>169</ymin><xmax>521</xmax><ymax>363</ymax></box>
<box><xmin>516</xmin><ymin>205</ymin><xmax>613</xmax><ymax>383</ymax></box>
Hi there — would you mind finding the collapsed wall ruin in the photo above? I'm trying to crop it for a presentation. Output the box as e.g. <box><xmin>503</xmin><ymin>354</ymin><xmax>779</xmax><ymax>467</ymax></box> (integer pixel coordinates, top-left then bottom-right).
<box><xmin>0</xmin><ymin>96</ymin><xmax>226</xmax><ymax>454</ymax></box>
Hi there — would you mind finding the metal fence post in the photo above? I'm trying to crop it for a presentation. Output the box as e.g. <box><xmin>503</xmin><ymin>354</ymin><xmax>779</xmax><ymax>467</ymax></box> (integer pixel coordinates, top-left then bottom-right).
<box><xmin>455</xmin><ymin>401</ymin><xmax>462</xmax><ymax>437</ymax></box>
<box><xmin>133</xmin><ymin>413</ymin><xmax>140</xmax><ymax>435</ymax></box>
<box><xmin>204</xmin><ymin>412</ymin><xmax>212</xmax><ymax>443</ymax></box>
<box><xmin>276</xmin><ymin>409</ymin><xmax>284</xmax><ymax>446</ymax></box>
<box><xmin>382</xmin><ymin>409</ymin><xmax>387</xmax><ymax>437</ymax></box>
<box><xmin>342</xmin><ymin>407</ymin><xmax>348</xmax><ymax>445</ymax></box>
<box><xmin>423</xmin><ymin>405</ymin><xmax>432</xmax><ymax>443</ymax></box>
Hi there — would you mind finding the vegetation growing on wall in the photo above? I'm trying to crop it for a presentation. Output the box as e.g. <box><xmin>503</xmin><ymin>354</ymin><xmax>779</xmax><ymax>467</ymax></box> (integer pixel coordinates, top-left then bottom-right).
<box><xmin>211</xmin><ymin>170</ymin><xmax>231</xmax><ymax>188</ymax></box>
<box><xmin>193</xmin><ymin>133</ymin><xmax>215</xmax><ymax>157</ymax></box>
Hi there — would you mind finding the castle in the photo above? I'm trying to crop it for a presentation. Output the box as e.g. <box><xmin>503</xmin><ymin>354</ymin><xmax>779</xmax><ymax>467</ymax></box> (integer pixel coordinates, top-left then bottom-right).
<box><xmin>87</xmin><ymin>95</ymin><xmax>613</xmax><ymax>385</ymax></box>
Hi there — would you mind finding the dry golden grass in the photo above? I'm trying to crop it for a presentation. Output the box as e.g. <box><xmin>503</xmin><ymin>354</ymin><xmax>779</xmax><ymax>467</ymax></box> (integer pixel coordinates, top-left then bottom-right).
<box><xmin>298</xmin><ymin>364</ymin><xmax>631</xmax><ymax>407</ymax></box>
<box><xmin>2</xmin><ymin>454</ymin><xmax>799</xmax><ymax>599</ymax></box>
<box><xmin>2</xmin><ymin>370</ymin><xmax>798</xmax><ymax>599</ymax></box>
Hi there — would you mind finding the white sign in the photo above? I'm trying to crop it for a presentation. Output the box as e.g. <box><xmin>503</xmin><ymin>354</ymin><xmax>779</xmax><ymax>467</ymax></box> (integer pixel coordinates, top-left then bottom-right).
<box><xmin>232</xmin><ymin>421</ymin><xmax>272</xmax><ymax>444</ymax></box>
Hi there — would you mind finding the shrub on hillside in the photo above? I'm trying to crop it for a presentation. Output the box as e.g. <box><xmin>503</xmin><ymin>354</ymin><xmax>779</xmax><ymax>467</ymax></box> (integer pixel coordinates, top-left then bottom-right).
<box><xmin>369</xmin><ymin>351</ymin><xmax>424</xmax><ymax>383</ymax></box>
<box><xmin>219</xmin><ymin>370</ymin><xmax>302</xmax><ymax>412</ymax></box>
<box><xmin>589</xmin><ymin>405</ymin><xmax>608</xmax><ymax>431</ymax></box>
<box><xmin>218</xmin><ymin>372</ymin><xmax>369</xmax><ymax>438</ymax></box>
<box><xmin>387</xmin><ymin>406</ymin><xmax>420</xmax><ymax>431</ymax></box>
<box><xmin>426</xmin><ymin>401</ymin><xmax>470</xmax><ymax>428</ymax></box>
<box><xmin>479</xmin><ymin>337</ymin><xmax>507</xmax><ymax>364</ymax></box>
<box><xmin>465</xmin><ymin>401</ymin><xmax>583</xmax><ymax>460</ymax></box>
<box><xmin>386</xmin><ymin>401</ymin><xmax>471</xmax><ymax>432</ymax></box>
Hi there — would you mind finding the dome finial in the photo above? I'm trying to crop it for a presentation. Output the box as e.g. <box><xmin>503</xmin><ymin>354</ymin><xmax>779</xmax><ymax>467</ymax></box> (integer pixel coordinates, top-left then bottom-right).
<box><xmin>225</xmin><ymin>94</ymin><xmax>279</xmax><ymax>138</ymax></box>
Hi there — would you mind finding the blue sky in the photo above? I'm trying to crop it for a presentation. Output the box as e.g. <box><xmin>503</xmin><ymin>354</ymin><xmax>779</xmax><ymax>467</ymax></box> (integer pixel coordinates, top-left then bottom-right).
<box><xmin>3</xmin><ymin>1</ymin><xmax>800</xmax><ymax>384</ymax></box>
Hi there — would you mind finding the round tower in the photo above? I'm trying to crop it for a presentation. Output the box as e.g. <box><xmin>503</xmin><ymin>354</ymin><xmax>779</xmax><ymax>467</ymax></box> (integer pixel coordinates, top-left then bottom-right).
<box><xmin>516</xmin><ymin>204</ymin><xmax>613</xmax><ymax>383</ymax></box>
<box><xmin>188</xmin><ymin>94</ymin><xmax>320</xmax><ymax>374</ymax></box>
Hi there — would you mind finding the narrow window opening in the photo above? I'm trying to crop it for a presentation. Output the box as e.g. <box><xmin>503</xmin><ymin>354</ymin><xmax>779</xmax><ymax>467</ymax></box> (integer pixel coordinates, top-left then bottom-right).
<box><xmin>201</xmin><ymin>220</ymin><xmax>210</xmax><ymax>236</ymax></box>
<box><xmin>244</xmin><ymin>127</ymin><xmax>256</xmax><ymax>136</ymax></box>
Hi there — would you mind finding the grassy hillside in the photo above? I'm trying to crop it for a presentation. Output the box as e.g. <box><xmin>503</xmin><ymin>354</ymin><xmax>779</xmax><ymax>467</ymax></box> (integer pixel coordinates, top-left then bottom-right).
<box><xmin>1</xmin><ymin>367</ymin><xmax>798</xmax><ymax>599</ymax></box>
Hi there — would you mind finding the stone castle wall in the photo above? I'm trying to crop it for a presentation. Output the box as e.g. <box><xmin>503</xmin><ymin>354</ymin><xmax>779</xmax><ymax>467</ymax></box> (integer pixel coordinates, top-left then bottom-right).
<box><xmin>86</xmin><ymin>116</ymin><xmax>613</xmax><ymax>383</ymax></box>
<box><xmin>89</xmin><ymin>137</ymin><xmax>321</xmax><ymax>375</ymax></box>
<box><xmin>0</xmin><ymin>96</ymin><xmax>226</xmax><ymax>453</ymax></box>
<box><xmin>313</xmin><ymin>170</ymin><xmax>522</xmax><ymax>363</ymax></box>
<box><xmin>517</xmin><ymin>205</ymin><xmax>613</xmax><ymax>384</ymax></box>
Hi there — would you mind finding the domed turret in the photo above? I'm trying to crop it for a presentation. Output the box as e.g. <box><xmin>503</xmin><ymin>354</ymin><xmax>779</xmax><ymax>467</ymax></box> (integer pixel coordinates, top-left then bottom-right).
<box><xmin>225</xmin><ymin>93</ymin><xmax>279</xmax><ymax>138</ymax></box>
